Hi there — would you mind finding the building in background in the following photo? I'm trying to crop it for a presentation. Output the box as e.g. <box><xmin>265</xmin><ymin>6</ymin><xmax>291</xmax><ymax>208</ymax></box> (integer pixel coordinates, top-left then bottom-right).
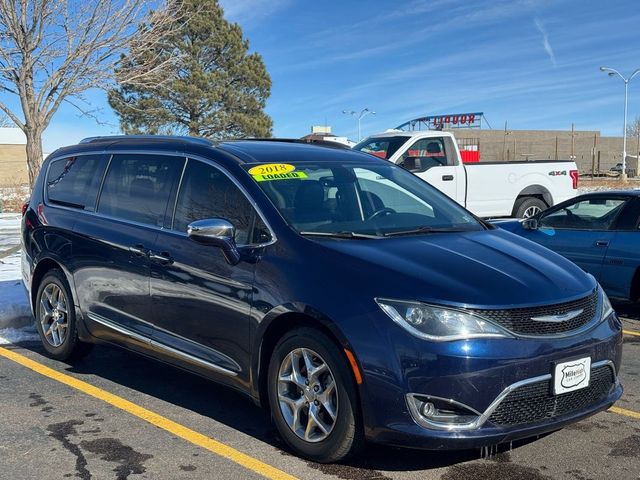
<box><xmin>395</xmin><ymin>114</ymin><xmax>639</xmax><ymax>176</ymax></box>
<box><xmin>0</xmin><ymin>128</ymin><xmax>27</xmax><ymax>185</ymax></box>
<box><xmin>300</xmin><ymin>125</ymin><xmax>355</xmax><ymax>147</ymax></box>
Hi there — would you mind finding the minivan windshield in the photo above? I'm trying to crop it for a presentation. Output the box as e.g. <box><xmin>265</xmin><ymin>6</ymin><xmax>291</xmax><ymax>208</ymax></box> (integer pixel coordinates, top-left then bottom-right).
<box><xmin>245</xmin><ymin>162</ymin><xmax>483</xmax><ymax>237</ymax></box>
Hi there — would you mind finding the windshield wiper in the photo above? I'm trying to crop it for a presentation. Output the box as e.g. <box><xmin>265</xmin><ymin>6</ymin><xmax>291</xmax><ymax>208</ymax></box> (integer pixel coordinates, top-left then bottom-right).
<box><xmin>299</xmin><ymin>231</ymin><xmax>381</xmax><ymax>239</ymax></box>
<box><xmin>383</xmin><ymin>226</ymin><xmax>464</xmax><ymax>237</ymax></box>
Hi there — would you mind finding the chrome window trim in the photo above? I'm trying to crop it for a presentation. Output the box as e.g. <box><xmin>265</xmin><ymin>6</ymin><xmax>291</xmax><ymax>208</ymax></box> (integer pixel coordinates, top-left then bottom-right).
<box><xmin>87</xmin><ymin>312</ymin><xmax>238</xmax><ymax>377</ymax></box>
<box><xmin>406</xmin><ymin>359</ymin><xmax>618</xmax><ymax>431</ymax></box>
<box><xmin>41</xmin><ymin>148</ymin><xmax>278</xmax><ymax>249</ymax></box>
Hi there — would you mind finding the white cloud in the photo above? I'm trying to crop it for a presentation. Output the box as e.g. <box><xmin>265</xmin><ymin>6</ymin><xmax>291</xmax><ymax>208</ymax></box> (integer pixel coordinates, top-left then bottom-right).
<box><xmin>534</xmin><ymin>17</ymin><xmax>557</xmax><ymax>65</ymax></box>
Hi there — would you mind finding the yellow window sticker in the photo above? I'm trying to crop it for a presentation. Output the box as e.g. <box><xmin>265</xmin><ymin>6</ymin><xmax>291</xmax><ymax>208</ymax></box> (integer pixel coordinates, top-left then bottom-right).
<box><xmin>249</xmin><ymin>163</ymin><xmax>307</xmax><ymax>181</ymax></box>
<box><xmin>248</xmin><ymin>163</ymin><xmax>295</xmax><ymax>176</ymax></box>
<box><xmin>253</xmin><ymin>171</ymin><xmax>308</xmax><ymax>182</ymax></box>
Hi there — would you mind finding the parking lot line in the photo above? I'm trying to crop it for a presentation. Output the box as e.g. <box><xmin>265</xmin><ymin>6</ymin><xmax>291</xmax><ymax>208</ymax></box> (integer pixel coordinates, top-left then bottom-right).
<box><xmin>609</xmin><ymin>406</ymin><xmax>640</xmax><ymax>420</ymax></box>
<box><xmin>0</xmin><ymin>346</ymin><xmax>298</xmax><ymax>480</ymax></box>
<box><xmin>623</xmin><ymin>329</ymin><xmax>640</xmax><ymax>337</ymax></box>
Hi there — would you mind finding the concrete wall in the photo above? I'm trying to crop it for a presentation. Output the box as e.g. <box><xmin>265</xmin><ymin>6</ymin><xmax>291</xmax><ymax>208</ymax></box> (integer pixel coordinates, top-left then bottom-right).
<box><xmin>447</xmin><ymin>128</ymin><xmax>639</xmax><ymax>175</ymax></box>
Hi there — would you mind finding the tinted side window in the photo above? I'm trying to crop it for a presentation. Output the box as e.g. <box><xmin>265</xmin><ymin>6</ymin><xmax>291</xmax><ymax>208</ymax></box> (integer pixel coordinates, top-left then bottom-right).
<box><xmin>46</xmin><ymin>155</ymin><xmax>106</xmax><ymax>210</ymax></box>
<box><xmin>98</xmin><ymin>154</ymin><xmax>183</xmax><ymax>227</ymax></box>
<box><xmin>173</xmin><ymin>160</ymin><xmax>258</xmax><ymax>244</ymax></box>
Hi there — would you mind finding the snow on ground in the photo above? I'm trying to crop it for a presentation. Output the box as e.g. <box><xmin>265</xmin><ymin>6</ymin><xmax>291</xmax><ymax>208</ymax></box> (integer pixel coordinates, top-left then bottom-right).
<box><xmin>0</xmin><ymin>213</ymin><xmax>22</xmax><ymax>255</ymax></box>
<box><xmin>0</xmin><ymin>252</ymin><xmax>35</xmax><ymax>333</ymax></box>
<box><xmin>0</xmin><ymin>213</ymin><xmax>37</xmax><ymax>343</ymax></box>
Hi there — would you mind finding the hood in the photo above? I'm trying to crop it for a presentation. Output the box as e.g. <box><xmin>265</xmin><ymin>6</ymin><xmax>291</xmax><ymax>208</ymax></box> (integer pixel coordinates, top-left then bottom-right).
<box><xmin>312</xmin><ymin>228</ymin><xmax>595</xmax><ymax>308</ymax></box>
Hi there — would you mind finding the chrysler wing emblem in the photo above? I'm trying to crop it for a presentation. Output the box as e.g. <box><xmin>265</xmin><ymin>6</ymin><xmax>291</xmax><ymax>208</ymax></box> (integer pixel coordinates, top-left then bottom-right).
<box><xmin>531</xmin><ymin>309</ymin><xmax>584</xmax><ymax>323</ymax></box>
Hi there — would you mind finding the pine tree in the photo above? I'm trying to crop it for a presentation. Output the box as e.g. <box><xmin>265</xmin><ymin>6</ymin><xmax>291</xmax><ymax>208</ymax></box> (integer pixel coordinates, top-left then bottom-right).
<box><xmin>109</xmin><ymin>0</ymin><xmax>272</xmax><ymax>139</ymax></box>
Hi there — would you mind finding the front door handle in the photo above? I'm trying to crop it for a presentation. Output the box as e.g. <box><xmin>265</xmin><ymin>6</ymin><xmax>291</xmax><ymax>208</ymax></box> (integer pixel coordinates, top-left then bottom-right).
<box><xmin>129</xmin><ymin>244</ymin><xmax>148</xmax><ymax>256</ymax></box>
<box><xmin>442</xmin><ymin>175</ymin><xmax>454</xmax><ymax>181</ymax></box>
<box><xmin>149</xmin><ymin>251</ymin><xmax>173</xmax><ymax>265</ymax></box>
<box><xmin>595</xmin><ymin>240</ymin><xmax>610</xmax><ymax>247</ymax></box>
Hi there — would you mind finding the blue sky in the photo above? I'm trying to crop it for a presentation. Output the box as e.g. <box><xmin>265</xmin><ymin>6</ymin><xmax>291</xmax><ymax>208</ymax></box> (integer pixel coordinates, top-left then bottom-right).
<box><xmin>38</xmin><ymin>0</ymin><xmax>640</xmax><ymax>151</ymax></box>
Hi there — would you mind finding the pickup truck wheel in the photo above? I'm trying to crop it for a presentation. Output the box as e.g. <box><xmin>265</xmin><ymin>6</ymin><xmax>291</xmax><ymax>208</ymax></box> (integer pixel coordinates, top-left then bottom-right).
<box><xmin>514</xmin><ymin>197</ymin><xmax>547</xmax><ymax>219</ymax></box>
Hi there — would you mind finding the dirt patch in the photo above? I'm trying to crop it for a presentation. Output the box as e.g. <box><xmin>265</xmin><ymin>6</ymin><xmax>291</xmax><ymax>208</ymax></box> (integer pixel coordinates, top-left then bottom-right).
<box><xmin>608</xmin><ymin>435</ymin><xmax>640</xmax><ymax>457</ymax></box>
<box><xmin>441</xmin><ymin>462</ymin><xmax>553</xmax><ymax>480</ymax></box>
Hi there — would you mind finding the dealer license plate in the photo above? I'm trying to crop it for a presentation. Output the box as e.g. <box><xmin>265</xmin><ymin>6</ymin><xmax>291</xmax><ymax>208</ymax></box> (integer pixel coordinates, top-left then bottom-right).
<box><xmin>554</xmin><ymin>357</ymin><xmax>591</xmax><ymax>395</ymax></box>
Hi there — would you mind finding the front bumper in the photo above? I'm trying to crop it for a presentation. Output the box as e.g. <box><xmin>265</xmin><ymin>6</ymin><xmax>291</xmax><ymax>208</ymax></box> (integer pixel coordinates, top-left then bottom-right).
<box><xmin>357</xmin><ymin>312</ymin><xmax>623</xmax><ymax>449</ymax></box>
<box><xmin>371</xmin><ymin>379</ymin><xmax>622</xmax><ymax>450</ymax></box>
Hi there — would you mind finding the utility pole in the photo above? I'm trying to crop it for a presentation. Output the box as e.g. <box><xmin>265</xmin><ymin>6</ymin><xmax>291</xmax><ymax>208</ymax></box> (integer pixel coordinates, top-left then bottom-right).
<box><xmin>502</xmin><ymin>121</ymin><xmax>510</xmax><ymax>161</ymax></box>
<box><xmin>342</xmin><ymin>108</ymin><xmax>376</xmax><ymax>141</ymax></box>
<box><xmin>591</xmin><ymin>134</ymin><xmax>597</xmax><ymax>178</ymax></box>
<box><xmin>600</xmin><ymin>66</ymin><xmax>640</xmax><ymax>180</ymax></box>
<box><xmin>570</xmin><ymin>123</ymin><xmax>576</xmax><ymax>163</ymax></box>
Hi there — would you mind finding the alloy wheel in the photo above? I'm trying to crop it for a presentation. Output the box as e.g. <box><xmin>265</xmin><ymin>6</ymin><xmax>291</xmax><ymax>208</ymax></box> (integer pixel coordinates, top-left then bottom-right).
<box><xmin>277</xmin><ymin>348</ymin><xmax>338</xmax><ymax>443</ymax></box>
<box><xmin>40</xmin><ymin>283</ymin><xmax>69</xmax><ymax>347</ymax></box>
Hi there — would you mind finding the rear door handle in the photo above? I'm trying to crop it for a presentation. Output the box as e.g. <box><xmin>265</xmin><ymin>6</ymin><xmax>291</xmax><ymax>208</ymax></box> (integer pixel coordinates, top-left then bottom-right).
<box><xmin>149</xmin><ymin>251</ymin><xmax>173</xmax><ymax>265</ymax></box>
<box><xmin>595</xmin><ymin>240</ymin><xmax>610</xmax><ymax>247</ymax></box>
<box><xmin>129</xmin><ymin>244</ymin><xmax>148</xmax><ymax>256</ymax></box>
<box><xmin>442</xmin><ymin>175</ymin><xmax>454</xmax><ymax>181</ymax></box>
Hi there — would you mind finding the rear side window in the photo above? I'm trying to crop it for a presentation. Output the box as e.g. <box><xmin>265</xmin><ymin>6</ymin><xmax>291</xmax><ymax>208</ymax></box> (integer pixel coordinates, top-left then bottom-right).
<box><xmin>172</xmin><ymin>160</ymin><xmax>259</xmax><ymax>244</ymax></box>
<box><xmin>97</xmin><ymin>154</ymin><xmax>184</xmax><ymax>227</ymax></box>
<box><xmin>46</xmin><ymin>155</ymin><xmax>106</xmax><ymax>210</ymax></box>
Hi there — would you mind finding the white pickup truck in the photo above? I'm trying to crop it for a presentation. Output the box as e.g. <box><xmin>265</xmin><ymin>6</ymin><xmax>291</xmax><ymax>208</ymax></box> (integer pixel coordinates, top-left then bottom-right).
<box><xmin>354</xmin><ymin>130</ymin><xmax>578</xmax><ymax>218</ymax></box>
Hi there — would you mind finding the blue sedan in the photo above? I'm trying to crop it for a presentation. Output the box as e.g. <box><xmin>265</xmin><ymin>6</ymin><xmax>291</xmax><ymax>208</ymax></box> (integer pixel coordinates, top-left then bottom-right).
<box><xmin>497</xmin><ymin>190</ymin><xmax>640</xmax><ymax>301</ymax></box>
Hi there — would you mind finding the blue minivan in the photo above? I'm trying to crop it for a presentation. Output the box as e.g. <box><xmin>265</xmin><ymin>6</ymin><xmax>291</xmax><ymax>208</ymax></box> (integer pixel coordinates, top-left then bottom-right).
<box><xmin>22</xmin><ymin>136</ymin><xmax>623</xmax><ymax>462</ymax></box>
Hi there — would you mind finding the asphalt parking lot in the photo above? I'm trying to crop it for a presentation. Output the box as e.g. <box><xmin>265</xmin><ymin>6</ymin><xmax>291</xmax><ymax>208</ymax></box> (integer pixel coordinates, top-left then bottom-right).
<box><xmin>1</xmin><ymin>309</ymin><xmax>639</xmax><ymax>480</ymax></box>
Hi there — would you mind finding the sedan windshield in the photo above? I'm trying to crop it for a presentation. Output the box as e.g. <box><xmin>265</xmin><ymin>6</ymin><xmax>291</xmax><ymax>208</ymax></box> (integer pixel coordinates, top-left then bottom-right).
<box><xmin>245</xmin><ymin>161</ymin><xmax>483</xmax><ymax>237</ymax></box>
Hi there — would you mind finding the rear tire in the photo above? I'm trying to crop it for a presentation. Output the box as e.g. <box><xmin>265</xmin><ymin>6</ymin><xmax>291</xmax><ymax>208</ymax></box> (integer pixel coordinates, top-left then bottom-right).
<box><xmin>514</xmin><ymin>197</ymin><xmax>547</xmax><ymax>219</ymax></box>
<box><xmin>267</xmin><ymin>327</ymin><xmax>363</xmax><ymax>463</ymax></box>
<box><xmin>35</xmin><ymin>269</ymin><xmax>92</xmax><ymax>361</ymax></box>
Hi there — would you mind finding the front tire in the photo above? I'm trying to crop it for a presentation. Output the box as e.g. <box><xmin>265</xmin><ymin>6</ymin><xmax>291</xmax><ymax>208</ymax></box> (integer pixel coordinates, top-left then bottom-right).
<box><xmin>267</xmin><ymin>327</ymin><xmax>363</xmax><ymax>462</ymax></box>
<box><xmin>35</xmin><ymin>269</ymin><xmax>92</xmax><ymax>361</ymax></box>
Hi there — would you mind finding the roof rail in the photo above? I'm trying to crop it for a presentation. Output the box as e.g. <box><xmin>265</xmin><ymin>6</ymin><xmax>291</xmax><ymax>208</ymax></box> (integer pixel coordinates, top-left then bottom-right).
<box><xmin>78</xmin><ymin>135</ymin><xmax>215</xmax><ymax>147</ymax></box>
<box><xmin>238</xmin><ymin>138</ymin><xmax>352</xmax><ymax>150</ymax></box>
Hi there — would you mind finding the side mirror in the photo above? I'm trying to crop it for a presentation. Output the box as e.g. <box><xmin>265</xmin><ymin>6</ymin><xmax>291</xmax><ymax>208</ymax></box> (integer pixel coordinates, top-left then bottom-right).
<box><xmin>522</xmin><ymin>217</ymin><xmax>539</xmax><ymax>230</ymax></box>
<box><xmin>187</xmin><ymin>218</ymin><xmax>241</xmax><ymax>265</ymax></box>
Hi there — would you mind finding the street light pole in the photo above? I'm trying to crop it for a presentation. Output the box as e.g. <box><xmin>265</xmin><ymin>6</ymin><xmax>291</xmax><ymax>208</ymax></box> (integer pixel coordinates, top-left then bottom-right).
<box><xmin>342</xmin><ymin>108</ymin><xmax>376</xmax><ymax>141</ymax></box>
<box><xmin>600</xmin><ymin>66</ymin><xmax>640</xmax><ymax>180</ymax></box>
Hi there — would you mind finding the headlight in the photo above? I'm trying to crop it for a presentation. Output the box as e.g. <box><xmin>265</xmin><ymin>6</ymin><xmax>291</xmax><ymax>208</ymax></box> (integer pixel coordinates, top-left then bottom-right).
<box><xmin>375</xmin><ymin>298</ymin><xmax>512</xmax><ymax>341</ymax></box>
<box><xmin>599</xmin><ymin>286</ymin><xmax>614</xmax><ymax>319</ymax></box>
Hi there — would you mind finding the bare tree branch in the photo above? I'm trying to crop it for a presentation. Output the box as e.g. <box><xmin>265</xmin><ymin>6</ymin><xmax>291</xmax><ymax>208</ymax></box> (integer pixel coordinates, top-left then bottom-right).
<box><xmin>0</xmin><ymin>0</ymin><xmax>184</xmax><ymax>184</ymax></box>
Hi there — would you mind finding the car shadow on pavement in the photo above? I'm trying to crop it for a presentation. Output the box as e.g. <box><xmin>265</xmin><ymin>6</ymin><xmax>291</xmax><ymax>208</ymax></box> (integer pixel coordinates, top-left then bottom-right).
<box><xmin>14</xmin><ymin>341</ymin><xmax>545</xmax><ymax>474</ymax></box>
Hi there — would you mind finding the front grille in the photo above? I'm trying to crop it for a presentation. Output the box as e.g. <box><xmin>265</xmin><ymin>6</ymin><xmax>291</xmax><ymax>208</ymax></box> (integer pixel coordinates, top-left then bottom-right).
<box><xmin>488</xmin><ymin>365</ymin><xmax>614</xmax><ymax>426</ymax></box>
<box><xmin>470</xmin><ymin>290</ymin><xmax>598</xmax><ymax>336</ymax></box>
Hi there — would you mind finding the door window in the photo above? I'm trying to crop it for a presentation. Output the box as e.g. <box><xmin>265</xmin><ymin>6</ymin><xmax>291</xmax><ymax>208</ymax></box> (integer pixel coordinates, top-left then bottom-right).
<box><xmin>353</xmin><ymin>136</ymin><xmax>408</xmax><ymax>160</ymax></box>
<box><xmin>399</xmin><ymin>137</ymin><xmax>457</xmax><ymax>171</ymax></box>
<box><xmin>46</xmin><ymin>155</ymin><xmax>107</xmax><ymax>210</ymax></box>
<box><xmin>540</xmin><ymin>198</ymin><xmax>627</xmax><ymax>230</ymax></box>
<box><xmin>97</xmin><ymin>154</ymin><xmax>183</xmax><ymax>227</ymax></box>
<box><xmin>172</xmin><ymin>160</ymin><xmax>265</xmax><ymax>245</ymax></box>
